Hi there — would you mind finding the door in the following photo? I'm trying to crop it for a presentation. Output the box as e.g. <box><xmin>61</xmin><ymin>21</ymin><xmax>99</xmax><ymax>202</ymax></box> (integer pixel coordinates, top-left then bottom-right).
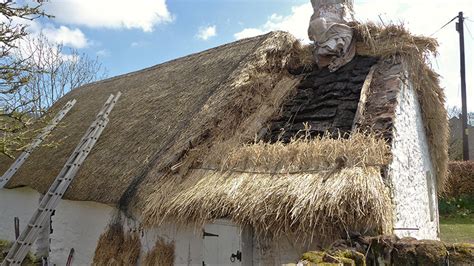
<box><xmin>203</xmin><ymin>220</ymin><xmax>243</xmax><ymax>266</ymax></box>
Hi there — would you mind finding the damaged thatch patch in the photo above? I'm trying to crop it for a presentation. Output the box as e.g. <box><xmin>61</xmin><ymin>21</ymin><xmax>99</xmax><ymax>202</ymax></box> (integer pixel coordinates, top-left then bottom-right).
<box><xmin>351</xmin><ymin>22</ymin><xmax>449</xmax><ymax>190</ymax></box>
<box><xmin>144</xmin><ymin>132</ymin><xmax>392</xmax><ymax>241</ymax></box>
<box><xmin>142</xmin><ymin>238</ymin><xmax>174</xmax><ymax>266</ymax></box>
<box><xmin>92</xmin><ymin>223</ymin><xmax>141</xmax><ymax>266</ymax></box>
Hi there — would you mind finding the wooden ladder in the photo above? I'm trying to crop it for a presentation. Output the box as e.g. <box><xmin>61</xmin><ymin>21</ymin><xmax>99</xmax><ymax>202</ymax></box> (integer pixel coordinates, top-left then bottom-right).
<box><xmin>1</xmin><ymin>93</ymin><xmax>121</xmax><ymax>266</ymax></box>
<box><xmin>0</xmin><ymin>100</ymin><xmax>77</xmax><ymax>188</ymax></box>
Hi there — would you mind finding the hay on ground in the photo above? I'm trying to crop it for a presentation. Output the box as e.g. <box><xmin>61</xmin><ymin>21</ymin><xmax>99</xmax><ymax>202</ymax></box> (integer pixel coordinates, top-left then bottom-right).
<box><xmin>92</xmin><ymin>223</ymin><xmax>141</xmax><ymax>266</ymax></box>
<box><xmin>352</xmin><ymin>22</ymin><xmax>449</xmax><ymax>191</ymax></box>
<box><xmin>144</xmin><ymin>131</ymin><xmax>392</xmax><ymax>241</ymax></box>
<box><xmin>142</xmin><ymin>238</ymin><xmax>174</xmax><ymax>266</ymax></box>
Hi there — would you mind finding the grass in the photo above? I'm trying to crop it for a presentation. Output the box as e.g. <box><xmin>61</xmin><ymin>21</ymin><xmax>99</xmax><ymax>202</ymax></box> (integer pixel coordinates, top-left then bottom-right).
<box><xmin>440</xmin><ymin>215</ymin><xmax>474</xmax><ymax>244</ymax></box>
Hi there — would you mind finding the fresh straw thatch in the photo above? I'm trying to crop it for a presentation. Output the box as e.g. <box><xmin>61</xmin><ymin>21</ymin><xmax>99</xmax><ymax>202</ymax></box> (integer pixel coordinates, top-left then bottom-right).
<box><xmin>351</xmin><ymin>22</ymin><xmax>449</xmax><ymax>190</ymax></box>
<box><xmin>142</xmin><ymin>238</ymin><xmax>174</xmax><ymax>266</ymax></box>
<box><xmin>144</xmin><ymin>132</ymin><xmax>392</xmax><ymax>240</ymax></box>
<box><xmin>92</xmin><ymin>223</ymin><xmax>141</xmax><ymax>266</ymax></box>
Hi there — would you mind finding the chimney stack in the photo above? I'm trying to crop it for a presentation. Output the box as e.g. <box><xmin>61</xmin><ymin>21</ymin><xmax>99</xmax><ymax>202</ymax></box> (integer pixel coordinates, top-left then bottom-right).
<box><xmin>308</xmin><ymin>0</ymin><xmax>355</xmax><ymax>71</ymax></box>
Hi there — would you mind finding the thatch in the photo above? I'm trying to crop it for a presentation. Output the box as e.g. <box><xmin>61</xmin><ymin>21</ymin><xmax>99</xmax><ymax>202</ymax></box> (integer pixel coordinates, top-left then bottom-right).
<box><xmin>142</xmin><ymin>238</ymin><xmax>174</xmax><ymax>266</ymax></box>
<box><xmin>0</xmin><ymin>31</ymin><xmax>303</xmax><ymax>209</ymax></box>
<box><xmin>144</xmin><ymin>132</ymin><xmax>392</xmax><ymax>240</ymax></box>
<box><xmin>351</xmin><ymin>22</ymin><xmax>449</xmax><ymax>190</ymax></box>
<box><xmin>0</xmin><ymin>24</ymin><xmax>448</xmax><ymax>239</ymax></box>
<box><xmin>92</xmin><ymin>223</ymin><xmax>141</xmax><ymax>266</ymax></box>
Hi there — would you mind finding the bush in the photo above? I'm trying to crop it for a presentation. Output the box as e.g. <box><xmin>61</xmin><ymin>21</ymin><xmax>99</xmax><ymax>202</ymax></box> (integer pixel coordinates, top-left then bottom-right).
<box><xmin>439</xmin><ymin>195</ymin><xmax>474</xmax><ymax>217</ymax></box>
<box><xmin>443</xmin><ymin>161</ymin><xmax>474</xmax><ymax>198</ymax></box>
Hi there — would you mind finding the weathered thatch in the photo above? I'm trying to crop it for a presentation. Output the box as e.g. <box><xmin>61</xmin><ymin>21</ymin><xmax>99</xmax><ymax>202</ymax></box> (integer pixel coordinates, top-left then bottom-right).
<box><xmin>0</xmin><ymin>31</ymin><xmax>302</xmax><ymax>210</ymax></box>
<box><xmin>144</xmin><ymin>132</ymin><xmax>392</xmax><ymax>240</ymax></box>
<box><xmin>92</xmin><ymin>223</ymin><xmax>141</xmax><ymax>266</ymax></box>
<box><xmin>351</xmin><ymin>22</ymin><xmax>449</xmax><ymax>190</ymax></box>
<box><xmin>0</xmin><ymin>23</ymin><xmax>447</xmax><ymax>239</ymax></box>
<box><xmin>142</xmin><ymin>238</ymin><xmax>174</xmax><ymax>266</ymax></box>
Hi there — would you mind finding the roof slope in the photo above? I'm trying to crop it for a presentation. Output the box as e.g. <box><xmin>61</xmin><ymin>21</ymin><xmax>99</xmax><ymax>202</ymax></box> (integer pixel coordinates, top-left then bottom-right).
<box><xmin>1</xmin><ymin>32</ymin><xmax>301</xmax><ymax>206</ymax></box>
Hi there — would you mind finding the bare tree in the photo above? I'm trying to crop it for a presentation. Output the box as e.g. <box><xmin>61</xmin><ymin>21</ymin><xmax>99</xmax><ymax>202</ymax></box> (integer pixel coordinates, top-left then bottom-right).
<box><xmin>16</xmin><ymin>34</ymin><xmax>107</xmax><ymax>116</ymax></box>
<box><xmin>0</xmin><ymin>2</ymin><xmax>106</xmax><ymax>157</ymax></box>
<box><xmin>0</xmin><ymin>1</ymin><xmax>48</xmax><ymax>156</ymax></box>
<box><xmin>447</xmin><ymin>105</ymin><xmax>462</xmax><ymax>119</ymax></box>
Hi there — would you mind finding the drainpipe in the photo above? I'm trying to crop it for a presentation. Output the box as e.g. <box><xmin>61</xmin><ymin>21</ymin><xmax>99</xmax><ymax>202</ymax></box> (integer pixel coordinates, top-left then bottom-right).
<box><xmin>308</xmin><ymin>0</ymin><xmax>355</xmax><ymax>71</ymax></box>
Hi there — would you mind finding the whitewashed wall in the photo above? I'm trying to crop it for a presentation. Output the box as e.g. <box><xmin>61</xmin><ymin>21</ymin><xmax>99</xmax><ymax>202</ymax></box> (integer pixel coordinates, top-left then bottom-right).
<box><xmin>138</xmin><ymin>223</ymin><xmax>203</xmax><ymax>265</ymax></box>
<box><xmin>1</xmin><ymin>187</ymin><xmax>226</xmax><ymax>265</ymax></box>
<box><xmin>49</xmin><ymin>198</ymin><xmax>114</xmax><ymax>265</ymax></box>
<box><xmin>0</xmin><ymin>187</ymin><xmax>114</xmax><ymax>265</ymax></box>
<box><xmin>0</xmin><ymin>187</ymin><xmax>41</xmax><ymax>254</ymax></box>
<box><xmin>388</xmin><ymin>79</ymin><xmax>439</xmax><ymax>240</ymax></box>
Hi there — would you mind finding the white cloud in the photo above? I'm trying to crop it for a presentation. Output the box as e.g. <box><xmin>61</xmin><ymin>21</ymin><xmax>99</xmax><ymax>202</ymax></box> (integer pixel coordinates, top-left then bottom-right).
<box><xmin>354</xmin><ymin>0</ymin><xmax>474</xmax><ymax>111</ymax></box>
<box><xmin>5</xmin><ymin>16</ymin><xmax>90</xmax><ymax>49</ymax></box>
<box><xmin>197</xmin><ymin>25</ymin><xmax>217</xmax><ymax>40</ymax></box>
<box><xmin>42</xmin><ymin>26</ymin><xmax>89</xmax><ymax>48</ymax></box>
<box><xmin>233</xmin><ymin>0</ymin><xmax>473</xmax><ymax>111</ymax></box>
<box><xmin>96</xmin><ymin>49</ymin><xmax>110</xmax><ymax>57</ymax></box>
<box><xmin>234</xmin><ymin>28</ymin><xmax>264</xmax><ymax>40</ymax></box>
<box><xmin>234</xmin><ymin>4</ymin><xmax>312</xmax><ymax>41</ymax></box>
<box><xmin>41</xmin><ymin>0</ymin><xmax>173</xmax><ymax>32</ymax></box>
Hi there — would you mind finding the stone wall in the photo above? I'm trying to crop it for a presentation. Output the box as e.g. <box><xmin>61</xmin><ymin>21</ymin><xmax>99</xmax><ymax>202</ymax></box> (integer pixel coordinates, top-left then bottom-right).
<box><xmin>299</xmin><ymin>236</ymin><xmax>474</xmax><ymax>266</ymax></box>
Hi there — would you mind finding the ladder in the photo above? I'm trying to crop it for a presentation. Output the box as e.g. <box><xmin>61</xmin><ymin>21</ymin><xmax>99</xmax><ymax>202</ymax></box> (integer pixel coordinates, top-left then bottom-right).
<box><xmin>0</xmin><ymin>100</ymin><xmax>77</xmax><ymax>188</ymax></box>
<box><xmin>1</xmin><ymin>92</ymin><xmax>121</xmax><ymax>266</ymax></box>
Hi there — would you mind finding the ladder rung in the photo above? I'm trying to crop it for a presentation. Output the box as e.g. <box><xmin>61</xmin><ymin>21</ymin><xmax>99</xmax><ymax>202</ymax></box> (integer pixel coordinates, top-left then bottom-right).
<box><xmin>28</xmin><ymin>223</ymin><xmax>43</xmax><ymax>228</ymax></box>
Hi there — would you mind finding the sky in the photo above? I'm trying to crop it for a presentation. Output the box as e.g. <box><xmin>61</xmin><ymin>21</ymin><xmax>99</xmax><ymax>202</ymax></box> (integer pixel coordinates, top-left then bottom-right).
<box><xmin>20</xmin><ymin>0</ymin><xmax>474</xmax><ymax>111</ymax></box>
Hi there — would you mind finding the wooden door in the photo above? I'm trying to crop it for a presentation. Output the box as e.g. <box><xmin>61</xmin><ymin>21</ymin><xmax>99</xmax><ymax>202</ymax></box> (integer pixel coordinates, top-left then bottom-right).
<box><xmin>203</xmin><ymin>220</ymin><xmax>243</xmax><ymax>266</ymax></box>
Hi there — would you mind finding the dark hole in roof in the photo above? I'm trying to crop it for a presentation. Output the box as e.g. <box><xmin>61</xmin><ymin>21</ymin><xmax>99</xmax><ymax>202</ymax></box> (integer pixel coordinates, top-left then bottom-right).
<box><xmin>263</xmin><ymin>56</ymin><xmax>378</xmax><ymax>143</ymax></box>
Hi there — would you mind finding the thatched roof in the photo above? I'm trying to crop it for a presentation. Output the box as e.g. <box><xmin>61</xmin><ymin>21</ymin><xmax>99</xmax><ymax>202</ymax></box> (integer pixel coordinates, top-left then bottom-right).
<box><xmin>0</xmin><ymin>25</ymin><xmax>448</xmax><ymax>239</ymax></box>
<box><xmin>1</xmin><ymin>31</ymin><xmax>303</xmax><ymax>206</ymax></box>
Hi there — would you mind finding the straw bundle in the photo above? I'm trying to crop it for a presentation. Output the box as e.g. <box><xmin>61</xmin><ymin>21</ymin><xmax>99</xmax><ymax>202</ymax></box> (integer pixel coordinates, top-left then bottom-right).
<box><xmin>352</xmin><ymin>22</ymin><xmax>448</xmax><ymax>190</ymax></box>
<box><xmin>92</xmin><ymin>223</ymin><xmax>141</xmax><ymax>266</ymax></box>
<box><xmin>144</xmin><ymin>132</ymin><xmax>392</xmax><ymax>240</ymax></box>
<box><xmin>142</xmin><ymin>238</ymin><xmax>174</xmax><ymax>266</ymax></box>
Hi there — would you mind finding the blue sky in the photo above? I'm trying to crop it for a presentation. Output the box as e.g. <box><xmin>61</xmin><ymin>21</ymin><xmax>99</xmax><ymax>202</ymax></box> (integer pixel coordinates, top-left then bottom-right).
<box><xmin>20</xmin><ymin>0</ymin><xmax>474</xmax><ymax>110</ymax></box>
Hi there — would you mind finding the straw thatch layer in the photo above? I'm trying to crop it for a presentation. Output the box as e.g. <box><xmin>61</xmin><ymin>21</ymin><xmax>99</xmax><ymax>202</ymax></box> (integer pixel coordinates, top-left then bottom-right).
<box><xmin>144</xmin><ymin>132</ymin><xmax>392</xmax><ymax>240</ymax></box>
<box><xmin>92</xmin><ymin>223</ymin><xmax>141</xmax><ymax>266</ymax></box>
<box><xmin>142</xmin><ymin>238</ymin><xmax>174</xmax><ymax>266</ymax></box>
<box><xmin>1</xmin><ymin>24</ymin><xmax>447</xmax><ymax>239</ymax></box>
<box><xmin>0</xmin><ymin>32</ymin><xmax>302</xmax><ymax>208</ymax></box>
<box><xmin>352</xmin><ymin>23</ymin><xmax>449</xmax><ymax>190</ymax></box>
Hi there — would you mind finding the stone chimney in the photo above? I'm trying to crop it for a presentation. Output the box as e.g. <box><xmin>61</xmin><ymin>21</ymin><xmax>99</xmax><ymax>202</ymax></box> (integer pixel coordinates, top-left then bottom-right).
<box><xmin>308</xmin><ymin>0</ymin><xmax>355</xmax><ymax>72</ymax></box>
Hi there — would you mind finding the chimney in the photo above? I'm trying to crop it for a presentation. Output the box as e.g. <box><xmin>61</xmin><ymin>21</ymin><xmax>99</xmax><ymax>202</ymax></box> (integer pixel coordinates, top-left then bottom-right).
<box><xmin>308</xmin><ymin>0</ymin><xmax>355</xmax><ymax>72</ymax></box>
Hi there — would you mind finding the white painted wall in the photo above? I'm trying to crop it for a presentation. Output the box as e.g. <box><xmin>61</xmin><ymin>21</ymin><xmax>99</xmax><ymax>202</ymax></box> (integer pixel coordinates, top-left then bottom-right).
<box><xmin>0</xmin><ymin>187</ymin><xmax>41</xmax><ymax>255</ymax></box>
<box><xmin>0</xmin><ymin>187</ymin><xmax>115</xmax><ymax>265</ymax></box>
<box><xmin>139</xmin><ymin>223</ymin><xmax>203</xmax><ymax>265</ymax></box>
<box><xmin>388</xmin><ymin>79</ymin><xmax>439</xmax><ymax>240</ymax></box>
<box><xmin>49</xmin><ymin>198</ymin><xmax>115</xmax><ymax>265</ymax></box>
<box><xmin>0</xmin><ymin>190</ymin><xmax>326</xmax><ymax>266</ymax></box>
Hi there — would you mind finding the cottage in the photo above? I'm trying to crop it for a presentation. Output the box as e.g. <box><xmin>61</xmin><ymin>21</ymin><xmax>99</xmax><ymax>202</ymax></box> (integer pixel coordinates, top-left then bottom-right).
<box><xmin>0</xmin><ymin>24</ymin><xmax>448</xmax><ymax>265</ymax></box>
